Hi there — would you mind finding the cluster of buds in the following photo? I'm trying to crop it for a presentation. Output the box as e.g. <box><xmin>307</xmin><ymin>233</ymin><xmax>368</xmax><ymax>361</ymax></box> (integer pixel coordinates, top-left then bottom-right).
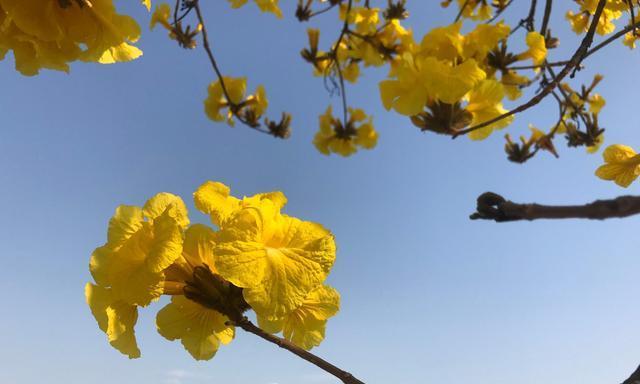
<box><xmin>504</xmin><ymin>126</ymin><xmax>558</xmax><ymax>164</ymax></box>
<box><xmin>150</xmin><ymin>2</ymin><xmax>203</xmax><ymax>49</ymax></box>
<box><xmin>559</xmin><ymin>75</ymin><xmax>606</xmax><ymax>149</ymax></box>
<box><xmin>504</xmin><ymin>74</ymin><xmax>606</xmax><ymax>164</ymax></box>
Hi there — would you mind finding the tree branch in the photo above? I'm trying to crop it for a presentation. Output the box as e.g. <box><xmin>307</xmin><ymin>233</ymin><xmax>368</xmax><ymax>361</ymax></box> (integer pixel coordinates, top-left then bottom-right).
<box><xmin>453</xmin><ymin>0</ymin><xmax>607</xmax><ymax>139</ymax></box>
<box><xmin>237</xmin><ymin>318</ymin><xmax>365</xmax><ymax>384</ymax></box>
<box><xmin>623</xmin><ymin>364</ymin><xmax>640</xmax><ymax>384</ymax></box>
<box><xmin>470</xmin><ymin>192</ymin><xmax>640</xmax><ymax>222</ymax></box>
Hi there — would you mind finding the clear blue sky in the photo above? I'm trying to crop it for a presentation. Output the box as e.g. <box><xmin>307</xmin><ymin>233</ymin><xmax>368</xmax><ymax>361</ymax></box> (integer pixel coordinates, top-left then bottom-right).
<box><xmin>2</xmin><ymin>2</ymin><xmax>640</xmax><ymax>384</ymax></box>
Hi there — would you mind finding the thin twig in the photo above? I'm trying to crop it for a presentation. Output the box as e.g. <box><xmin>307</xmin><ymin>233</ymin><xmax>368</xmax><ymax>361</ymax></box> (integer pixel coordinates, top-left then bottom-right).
<box><xmin>470</xmin><ymin>192</ymin><xmax>640</xmax><ymax>222</ymax></box>
<box><xmin>328</xmin><ymin>0</ymin><xmax>354</xmax><ymax>126</ymax></box>
<box><xmin>455</xmin><ymin>0</ymin><xmax>471</xmax><ymax>22</ymax></box>
<box><xmin>453</xmin><ymin>0</ymin><xmax>607</xmax><ymax>139</ymax></box>
<box><xmin>237</xmin><ymin>318</ymin><xmax>365</xmax><ymax>384</ymax></box>
<box><xmin>539</xmin><ymin>0</ymin><xmax>552</xmax><ymax>35</ymax></box>
<box><xmin>486</xmin><ymin>0</ymin><xmax>514</xmax><ymax>24</ymax></box>
<box><xmin>192</xmin><ymin>1</ymin><xmax>272</xmax><ymax>135</ymax></box>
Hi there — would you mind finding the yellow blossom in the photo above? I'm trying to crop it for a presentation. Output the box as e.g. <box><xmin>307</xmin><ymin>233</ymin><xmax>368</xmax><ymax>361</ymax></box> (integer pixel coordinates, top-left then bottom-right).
<box><xmin>347</xmin><ymin>7</ymin><xmax>380</xmax><ymax>35</ymax></box>
<box><xmin>566</xmin><ymin>11</ymin><xmax>590</xmax><ymax>34</ymax></box>
<box><xmin>195</xmin><ymin>183</ymin><xmax>336</xmax><ymax>320</ymax></box>
<box><xmin>518</xmin><ymin>32</ymin><xmax>547</xmax><ymax>67</ymax></box>
<box><xmin>501</xmin><ymin>70</ymin><xmax>529</xmax><ymax>100</ymax></box>
<box><xmin>462</xmin><ymin>22</ymin><xmax>510</xmax><ymax>60</ymax></box>
<box><xmin>156</xmin><ymin>295</ymin><xmax>234</xmax><ymax>360</ymax></box>
<box><xmin>150</xmin><ymin>3</ymin><xmax>172</xmax><ymax>30</ymax></box>
<box><xmin>313</xmin><ymin>106</ymin><xmax>378</xmax><ymax>156</ymax></box>
<box><xmin>258</xmin><ymin>285</ymin><xmax>340</xmax><ymax>350</ymax></box>
<box><xmin>245</xmin><ymin>85</ymin><xmax>269</xmax><ymax>118</ymax></box>
<box><xmin>588</xmin><ymin>93</ymin><xmax>606</xmax><ymax>115</ymax></box>
<box><xmin>0</xmin><ymin>0</ymin><xmax>146</xmax><ymax>75</ymax></box>
<box><xmin>595</xmin><ymin>144</ymin><xmax>640</xmax><ymax>187</ymax></box>
<box><xmin>465</xmin><ymin>79</ymin><xmax>513</xmax><ymax>140</ymax></box>
<box><xmin>228</xmin><ymin>0</ymin><xmax>282</xmax><ymax>18</ymax></box>
<box><xmin>419</xmin><ymin>22</ymin><xmax>464</xmax><ymax>63</ymax></box>
<box><xmin>85</xmin><ymin>283</ymin><xmax>140</xmax><ymax>358</ymax></box>
<box><xmin>86</xmin><ymin>193</ymin><xmax>188</xmax><ymax>357</ymax></box>
<box><xmin>204</xmin><ymin>77</ymin><xmax>247</xmax><ymax>125</ymax></box>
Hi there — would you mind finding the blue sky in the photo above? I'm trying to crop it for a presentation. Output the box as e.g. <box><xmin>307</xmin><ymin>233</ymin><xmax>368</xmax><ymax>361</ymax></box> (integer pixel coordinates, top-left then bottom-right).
<box><xmin>2</xmin><ymin>1</ymin><xmax>640</xmax><ymax>384</ymax></box>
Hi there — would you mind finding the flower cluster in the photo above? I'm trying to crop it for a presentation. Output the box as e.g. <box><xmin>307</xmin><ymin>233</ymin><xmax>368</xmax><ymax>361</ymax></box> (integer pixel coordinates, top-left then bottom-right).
<box><xmin>313</xmin><ymin>106</ymin><xmax>378</xmax><ymax>156</ymax></box>
<box><xmin>503</xmin><ymin>74</ymin><xmax>606</xmax><ymax>163</ymax></box>
<box><xmin>204</xmin><ymin>77</ymin><xmax>269</xmax><ymax>127</ymax></box>
<box><xmin>380</xmin><ymin>22</ymin><xmax>546</xmax><ymax>140</ymax></box>
<box><xmin>0</xmin><ymin>0</ymin><xmax>149</xmax><ymax>76</ymax></box>
<box><xmin>86</xmin><ymin>181</ymin><xmax>339</xmax><ymax>359</ymax></box>
<box><xmin>566</xmin><ymin>0</ymin><xmax>640</xmax><ymax>48</ymax></box>
<box><xmin>566</xmin><ymin>0</ymin><xmax>630</xmax><ymax>36</ymax></box>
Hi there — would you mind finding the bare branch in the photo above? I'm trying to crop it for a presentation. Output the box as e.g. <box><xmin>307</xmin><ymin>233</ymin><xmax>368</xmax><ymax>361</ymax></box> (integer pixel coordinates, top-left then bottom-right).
<box><xmin>237</xmin><ymin>318</ymin><xmax>365</xmax><ymax>384</ymax></box>
<box><xmin>470</xmin><ymin>192</ymin><xmax>640</xmax><ymax>222</ymax></box>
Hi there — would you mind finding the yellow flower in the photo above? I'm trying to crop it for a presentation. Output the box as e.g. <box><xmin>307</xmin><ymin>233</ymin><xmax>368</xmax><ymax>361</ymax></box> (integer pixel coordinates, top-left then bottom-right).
<box><xmin>624</xmin><ymin>31</ymin><xmax>639</xmax><ymax>49</ymax></box>
<box><xmin>379</xmin><ymin>54</ymin><xmax>485</xmax><ymax>116</ymax></box>
<box><xmin>501</xmin><ymin>70</ymin><xmax>529</xmax><ymax>100</ymax></box>
<box><xmin>86</xmin><ymin>193</ymin><xmax>188</xmax><ymax>357</ymax></box>
<box><xmin>465</xmin><ymin>79</ymin><xmax>513</xmax><ymax>140</ymax></box>
<box><xmin>566</xmin><ymin>11</ymin><xmax>590</xmax><ymax>34</ymax></box>
<box><xmin>342</xmin><ymin>61</ymin><xmax>360</xmax><ymax>83</ymax></box>
<box><xmin>258</xmin><ymin>285</ymin><xmax>340</xmax><ymax>350</ymax></box>
<box><xmin>156</xmin><ymin>296</ymin><xmax>234</xmax><ymax>360</ymax></box>
<box><xmin>228</xmin><ymin>0</ymin><xmax>282</xmax><ymax>18</ymax></box>
<box><xmin>419</xmin><ymin>21</ymin><xmax>464</xmax><ymax>63</ymax></box>
<box><xmin>422</xmin><ymin>58</ymin><xmax>486</xmax><ymax>104</ymax></box>
<box><xmin>442</xmin><ymin>0</ymin><xmax>493</xmax><ymax>21</ymax></box>
<box><xmin>588</xmin><ymin>93</ymin><xmax>606</xmax><ymax>115</ymax></box>
<box><xmin>462</xmin><ymin>22</ymin><xmax>510</xmax><ymax>60</ymax></box>
<box><xmin>245</xmin><ymin>85</ymin><xmax>269</xmax><ymax>118</ymax></box>
<box><xmin>193</xmin><ymin>181</ymin><xmax>287</xmax><ymax>228</ymax></box>
<box><xmin>313</xmin><ymin>106</ymin><xmax>378</xmax><ymax>156</ymax></box>
<box><xmin>378</xmin><ymin>19</ymin><xmax>415</xmax><ymax>55</ymax></box>
<box><xmin>595</xmin><ymin>144</ymin><xmax>640</xmax><ymax>187</ymax></box>
<box><xmin>85</xmin><ymin>283</ymin><xmax>140</xmax><ymax>358</ymax></box>
<box><xmin>200</xmin><ymin>183</ymin><xmax>336</xmax><ymax>320</ymax></box>
<box><xmin>150</xmin><ymin>3</ymin><xmax>172</xmax><ymax>30</ymax></box>
<box><xmin>204</xmin><ymin>77</ymin><xmax>247</xmax><ymax>125</ymax></box>
<box><xmin>379</xmin><ymin>55</ymin><xmax>429</xmax><ymax>116</ymax></box>
<box><xmin>0</xmin><ymin>0</ymin><xmax>145</xmax><ymax>75</ymax></box>
<box><xmin>517</xmin><ymin>31</ymin><xmax>547</xmax><ymax>67</ymax></box>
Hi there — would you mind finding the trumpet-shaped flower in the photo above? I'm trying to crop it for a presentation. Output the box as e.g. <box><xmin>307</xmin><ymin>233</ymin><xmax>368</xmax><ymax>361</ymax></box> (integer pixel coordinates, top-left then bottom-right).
<box><xmin>462</xmin><ymin>22</ymin><xmax>510</xmax><ymax>60</ymax></box>
<box><xmin>89</xmin><ymin>193</ymin><xmax>187</xmax><ymax>307</ymax></box>
<box><xmin>204</xmin><ymin>77</ymin><xmax>247</xmax><ymax>124</ymax></box>
<box><xmin>150</xmin><ymin>3</ymin><xmax>171</xmax><ymax>30</ymax></box>
<box><xmin>258</xmin><ymin>285</ymin><xmax>340</xmax><ymax>350</ymax></box>
<box><xmin>465</xmin><ymin>79</ymin><xmax>513</xmax><ymax>140</ymax></box>
<box><xmin>595</xmin><ymin>144</ymin><xmax>640</xmax><ymax>187</ymax></box>
<box><xmin>517</xmin><ymin>32</ymin><xmax>547</xmax><ymax>67</ymax></box>
<box><xmin>85</xmin><ymin>283</ymin><xmax>140</xmax><ymax>358</ymax></box>
<box><xmin>199</xmin><ymin>183</ymin><xmax>336</xmax><ymax>320</ymax></box>
<box><xmin>156</xmin><ymin>295</ymin><xmax>234</xmax><ymax>360</ymax></box>
<box><xmin>86</xmin><ymin>193</ymin><xmax>187</xmax><ymax>357</ymax></box>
